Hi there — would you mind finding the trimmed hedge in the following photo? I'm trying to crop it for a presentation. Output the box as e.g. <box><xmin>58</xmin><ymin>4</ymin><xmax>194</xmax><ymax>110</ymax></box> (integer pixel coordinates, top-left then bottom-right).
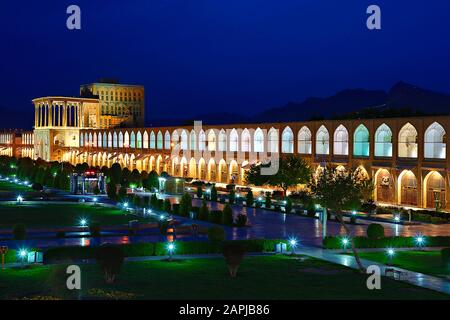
<box><xmin>43</xmin><ymin>239</ymin><xmax>288</xmax><ymax>263</ymax></box>
<box><xmin>323</xmin><ymin>236</ymin><xmax>450</xmax><ymax>249</ymax></box>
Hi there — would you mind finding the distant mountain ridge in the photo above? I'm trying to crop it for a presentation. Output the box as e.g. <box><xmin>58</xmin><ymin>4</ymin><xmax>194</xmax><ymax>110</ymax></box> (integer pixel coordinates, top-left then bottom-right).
<box><xmin>148</xmin><ymin>81</ymin><xmax>450</xmax><ymax>126</ymax></box>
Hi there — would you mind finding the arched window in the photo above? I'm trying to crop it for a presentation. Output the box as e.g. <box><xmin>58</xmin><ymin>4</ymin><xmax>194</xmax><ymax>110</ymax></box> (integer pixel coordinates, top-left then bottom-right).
<box><xmin>108</xmin><ymin>132</ymin><xmax>112</xmax><ymax>148</ymax></box>
<box><xmin>190</xmin><ymin>130</ymin><xmax>196</xmax><ymax>150</ymax></box>
<box><xmin>218</xmin><ymin>129</ymin><xmax>227</xmax><ymax>151</ymax></box>
<box><xmin>333</xmin><ymin>125</ymin><xmax>349</xmax><ymax>155</ymax></box>
<box><xmin>229</xmin><ymin>129</ymin><xmax>238</xmax><ymax>152</ymax></box>
<box><xmin>113</xmin><ymin>132</ymin><xmax>118</xmax><ymax>148</ymax></box>
<box><xmin>98</xmin><ymin>133</ymin><xmax>102</xmax><ymax>148</ymax></box>
<box><xmin>119</xmin><ymin>132</ymin><xmax>124</xmax><ymax>148</ymax></box>
<box><xmin>374</xmin><ymin>124</ymin><xmax>392</xmax><ymax>157</ymax></box>
<box><xmin>136</xmin><ymin>131</ymin><xmax>142</xmax><ymax>148</ymax></box>
<box><xmin>199</xmin><ymin>130</ymin><xmax>206</xmax><ymax>151</ymax></box>
<box><xmin>181</xmin><ymin>130</ymin><xmax>188</xmax><ymax>150</ymax></box>
<box><xmin>79</xmin><ymin>133</ymin><xmax>84</xmax><ymax>147</ymax></box>
<box><xmin>130</xmin><ymin>132</ymin><xmax>136</xmax><ymax>148</ymax></box>
<box><xmin>157</xmin><ymin>131</ymin><xmax>163</xmax><ymax>149</ymax></box>
<box><xmin>150</xmin><ymin>131</ymin><xmax>156</xmax><ymax>149</ymax></box>
<box><xmin>316</xmin><ymin>125</ymin><xmax>329</xmax><ymax>155</ymax></box>
<box><xmin>241</xmin><ymin>129</ymin><xmax>251</xmax><ymax>152</ymax></box>
<box><xmin>281</xmin><ymin>127</ymin><xmax>294</xmax><ymax>153</ymax></box>
<box><xmin>164</xmin><ymin>131</ymin><xmax>171</xmax><ymax>149</ymax></box>
<box><xmin>424</xmin><ymin>122</ymin><xmax>446</xmax><ymax>159</ymax></box>
<box><xmin>84</xmin><ymin>133</ymin><xmax>89</xmax><ymax>146</ymax></box>
<box><xmin>171</xmin><ymin>130</ymin><xmax>179</xmax><ymax>148</ymax></box>
<box><xmin>143</xmin><ymin>131</ymin><xmax>149</xmax><ymax>148</ymax></box>
<box><xmin>208</xmin><ymin>130</ymin><xmax>216</xmax><ymax>151</ymax></box>
<box><xmin>254</xmin><ymin>128</ymin><xmax>264</xmax><ymax>152</ymax></box>
<box><xmin>353</xmin><ymin>124</ymin><xmax>370</xmax><ymax>157</ymax></box>
<box><xmin>398</xmin><ymin>123</ymin><xmax>418</xmax><ymax>158</ymax></box>
<box><xmin>298</xmin><ymin>126</ymin><xmax>312</xmax><ymax>154</ymax></box>
<box><xmin>103</xmin><ymin>132</ymin><xmax>107</xmax><ymax>148</ymax></box>
<box><xmin>268</xmin><ymin>128</ymin><xmax>278</xmax><ymax>153</ymax></box>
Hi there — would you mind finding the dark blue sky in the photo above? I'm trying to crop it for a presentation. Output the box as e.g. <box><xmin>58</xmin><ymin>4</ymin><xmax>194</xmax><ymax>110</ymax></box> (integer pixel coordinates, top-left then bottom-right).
<box><xmin>1</xmin><ymin>0</ymin><xmax>450</xmax><ymax>129</ymax></box>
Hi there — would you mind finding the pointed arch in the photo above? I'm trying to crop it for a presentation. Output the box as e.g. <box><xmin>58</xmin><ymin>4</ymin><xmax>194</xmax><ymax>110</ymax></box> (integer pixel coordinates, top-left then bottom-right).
<box><xmin>229</xmin><ymin>129</ymin><xmax>238</xmax><ymax>152</ymax></box>
<box><xmin>241</xmin><ymin>128</ymin><xmax>251</xmax><ymax>152</ymax></box>
<box><xmin>130</xmin><ymin>131</ymin><xmax>136</xmax><ymax>148</ymax></box>
<box><xmin>136</xmin><ymin>131</ymin><xmax>142</xmax><ymax>148</ymax></box>
<box><xmin>398</xmin><ymin>170</ymin><xmax>418</xmax><ymax>206</ymax></box>
<box><xmin>156</xmin><ymin>131</ymin><xmax>163</xmax><ymax>149</ymax></box>
<box><xmin>424</xmin><ymin>122</ymin><xmax>446</xmax><ymax>159</ymax></box>
<box><xmin>188</xmin><ymin>158</ymin><xmax>197</xmax><ymax>178</ymax></box>
<box><xmin>164</xmin><ymin>131</ymin><xmax>171</xmax><ymax>149</ymax></box>
<box><xmin>398</xmin><ymin>123</ymin><xmax>418</xmax><ymax>158</ymax></box>
<box><xmin>190</xmin><ymin>130</ymin><xmax>196</xmax><ymax>150</ymax></box>
<box><xmin>353</xmin><ymin>124</ymin><xmax>369</xmax><ymax>157</ymax></box>
<box><xmin>114</xmin><ymin>132</ymin><xmax>119</xmax><ymax>148</ymax></box>
<box><xmin>298</xmin><ymin>126</ymin><xmax>312</xmax><ymax>154</ymax></box>
<box><xmin>218</xmin><ymin>129</ymin><xmax>227</xmax><ymax>152</ymax></box>
<box><xmin>207</xmin><ymin>130</ymin><xmax>216</xmax><ymax>151</ymax></box>
<box><xmin>423</xmin><ymin>171</ymin><xmax>446</xmax><ymax>208</ymax></box>
<box><xmin>199</xmin><ymin>130</ymin><xmax>206</xmax><ymax>151</ymax></box>
<box><xmin>316</xmin><ymin>125</ymin><xmax>329</xmax><ymax>155</ymax></box>
<box><xmin>333</xmin><ymin>124</ymin><xmax>348</xmax><ymax>155</ymax></box>
<box><xmin>374</xmin><ymin>123</ymin><xmax>392</xmax><ymax>157</ymax></box>
<box><xmin>268</xmin><ymin>127</ymin><xmax>278</xmax><ymax>153</ymax></box>
<box><xmin>281</xmin><ymin>126</ymin><xmax>294</xmax><ymax>153</ymax></box>
<box><xmin>254</xmin><ymin>128</ymin><xmax>264</xmax><ymax>152</ymax></box>
<box><xmin>181</xmin><ymin>130</ymin><xmax>188</xmax><ymax>150</ymax></box>
<box><xmin>143</xmin><ymin>131</ymin><xmax>149</xmax><ymax>148</ymax></box>
<box><xmin>123</xmin><ymin>131</ymin><xmax>129</xmax><ymax>148</ymax></box>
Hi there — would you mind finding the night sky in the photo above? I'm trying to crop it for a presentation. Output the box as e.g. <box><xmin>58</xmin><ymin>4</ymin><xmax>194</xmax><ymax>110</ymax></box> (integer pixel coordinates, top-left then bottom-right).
<box><xmin>1</xmin><ymin>0</ymin><xmax>450</xmax><ymax>129</ymax></box>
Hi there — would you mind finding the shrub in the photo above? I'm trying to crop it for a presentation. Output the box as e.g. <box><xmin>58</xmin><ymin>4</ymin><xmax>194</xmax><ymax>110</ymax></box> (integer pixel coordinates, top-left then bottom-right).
<box><xmin>156</xmin><ymin>199</ymin><xmax>164</xmax><ymax>210</ymax></box>
<box><xmin>158</xmin><ymin>220</ymin><xmax>169</xmax><ymax>235</ymax></box>
<box><xmin>191</xmin><ymin>206</ymin><xmax>200</xmax><ymax>219</ymax></box>
<box><xmin>93</xmin><ymin>186</ymin><xmax>100</xmax><ymax>195</ymax></box>
<box><xmin>179</xmin><ymin>193</ymin><xmax>192</xmax><ymax>217</ymax></box>
<box><xmin>172</xmin><ymin>203</ymin><xmax>180</xmax><ymax>215</ymax></box>
<box><xmin>210</xmin><ymin>185</ymin><xmax>218</xmax><ymax>202</ymax></box>
<box><xmin>265</xmin><ymin>194</ymin><xmax>272</xmax><ymax>209</ymax></box>
<box><xmin>228</xmin><ymin>189</ymin><xmax>235</xmax><ymax>204</ymax></box>
<box><xmin>284</xmin><ymin>197</ymin><xmax>292</xmax><ymax>213</ymax></box>
<box><xmin>246</xmin><ymin>190</ymin><xmax>254</xmax><ymax>207</ymax></box>
<box><xmin>207</xmin><ymin>226</ymin><xmax>226</xmax><ymax>243</ymax></box>
<box><xmin>163</xmin><ymin>199</ymin><xmax>172</xmax><ymax>212</ymax></box>
<box><xmin>96</xmin><ymin>245</ymin><xmax>125</xmax><ymax>284</ymax></box>
<box><xmin>350</xmin><ymin>216</ymin><xmax>356</xmax><ymax>224</ymax></box>
<box><xmin>198</xmin><ymin>200</ymin><xmax>209</xmax><ymax>221</ymax></box>
<box><xmin>150</xmin><ymin>194</ymin><xmax>158</xmax><ymax>209</ymax></box>
<box><xmin>89</xmin><ymin>222</ymin><xmax>102</xmax><ymax>237</ymax></box>
<box><xmin>223</xmin><ymin>242</ymin><xmax>246</xmax><ymax>278</ymax></box>
<box><xmin>431</xmin><ymin>217</ymin><xmax>446</xmax><ymax>224</ymax></box>
<box><xmin>12</xmin><ymin>224</ymin><xmax>27</xmax><ymax>240</ymax></box>
<box><xmin>236</xmin><ymin>214</ymin><xmax>247</xmax><ymax>227</ymax></box>
<box><xmin>441</xmin><ymin>248</ymin><xmax>450</xmax><ymax>265</ymax></box>
<box><xmin>367</xmin><ymin>223</ymin><xmax>384</xmax><ymax>239</ymax></box>
<box><xmin>222</xmin><ymin>204</ymin><xmax>233</xmax><ymax>225</ymax></box>
<box><xmin>323</xmin><ymin>236</ymin><xmax>450</xmax><ymax>249</ymax></box>
<box><xmin>196</xmin><ymin>186</ymin><xmax>203</xmax><ymax>199</ymax></box>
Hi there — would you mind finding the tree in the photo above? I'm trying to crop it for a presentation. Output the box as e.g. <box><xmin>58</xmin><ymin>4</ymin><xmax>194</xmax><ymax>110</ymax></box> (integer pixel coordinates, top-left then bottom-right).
<box><xmin>107</xmin><ymin>181</ymin><xmax>117</xmax><ymax>200</ymax></box>
<box><xmin>109</xmin><ymin>163</ymin><xmax>122</xmax><ymax>184</ymax></box>
<box><xmin>196</xmin><ymin>186</ymin><xmax>203</xmax><ymax>199</ymax></box>
<box><xmin>223</xmin><ymin>242</ymin><xmax>246</xmax><ymax>278</ymax></box>
<box><xmin>228</xmin><ymin>188</ymin><xmax>235</xmax><ymax>204</ymax></box>
<box><xmin>246</xmin><ymin>154</ymin><xmax>311</xmax><ymax>195</ymax></box>
<box><xmin>246</xmin><ymin>190</ymin><xmax>254</xmax><ymax>207</ymax></box>
<box><xmin>222</xmin><ymin>204</ymin><xmax>234</xmax><ymax>225</ymax></box>
<box><xmin>143</xmin><ymin>170</ymin><xmax>159</xmax><ymax>190</ymax></box>
<box><xmin>198</xmin><ymin>199</ymin><xmax>209</xmax><ymax>220</ymax></box>
<box><xmin>264</xmin><ymin>192</ymin><xmax>272</xmax><ymax>209</ymax></box>
<box><xmin>311</xmin><ymin>166</ymin><xmax>369</xmax><ymax>272</ymax></box>
<box><xmin>284</xmin><ymin>197</ymin><xmax>293</xmax><ymax>214</ymax></box>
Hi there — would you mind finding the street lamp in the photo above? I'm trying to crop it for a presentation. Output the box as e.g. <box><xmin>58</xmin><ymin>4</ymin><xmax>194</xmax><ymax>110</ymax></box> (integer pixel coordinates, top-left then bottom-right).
<box><xmin>167</xmin><ymin>242</ymin><xmax>175</xmax><ymax>261</ymax></box>
<box><xmin>79</xmin><ymin>218</ymin><xmax>88</xmax><ymax>227</ymax></box>
<box><xmin>18</xmin><ymin>249</ymin><xmax>27</xmax><ymax>267</ymax></box>
<box><xmin>16</xmin><ymin>195</ymin><xmax>23</xmax><ymax>203</ymax></box>
<box><xmin>288</xmin><ymin>238</ymin><xmax>298</xmax><ymax>255</ymax></box>
<box><xmin>393</xmin><ymin>214</ymin><xmax>401</xmax><ymax>223</ymax></box>
<box><xmin>415</xmin><ymin>234</ymin><xmax>425</xmax><ymax>249</ymax></box>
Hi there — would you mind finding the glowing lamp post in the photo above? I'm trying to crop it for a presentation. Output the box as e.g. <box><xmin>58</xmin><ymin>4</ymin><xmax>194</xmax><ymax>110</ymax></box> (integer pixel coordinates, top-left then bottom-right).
<box><xmin>167</xmin><ymin>242</ymin><xmax>175</xmax><ymax>261</ymax></box>
<box><xmin>79</xmin><ymin>218</ymin><xmax>88</xmax><ymax>228</ymax></box>
<box><xmin>386</xmin><ymin>248</ymin><xmax>395</xmax><ymax>265</ymax></box>
<box><xmin>16</xmin><ymin>195</ymin><xmax>23</xmax><ymax>204</ymax></box>
<box><xmin>393</xmin><ymin>214</ymin><xmax>401</xmax><ymax>223</ymax></box>
<box><xmin>18</xmin><ymin>249</ymin><xmax>27</xmax><ymax>267</ymax></box>
<box><xmin>288</xmin><ymin>238</ymin><xmax>298</xmax><ymax>255</ymax></box>
<box><xmin>341</xmin><ymin>237</ymin><xmax>350</xmax><ymax>252</ymax></box>
<box><xmin>415</xmin><ymin>235</ymin><xmax>425</xmax><ymax>249</ymax></box>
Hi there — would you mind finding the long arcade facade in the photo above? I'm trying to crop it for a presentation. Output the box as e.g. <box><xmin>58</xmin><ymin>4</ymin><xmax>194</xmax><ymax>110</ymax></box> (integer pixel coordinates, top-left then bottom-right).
<box><xmin>0</xmin><ymin>84</ymin><xmax>449</xmax><ymax>210</ymax></box>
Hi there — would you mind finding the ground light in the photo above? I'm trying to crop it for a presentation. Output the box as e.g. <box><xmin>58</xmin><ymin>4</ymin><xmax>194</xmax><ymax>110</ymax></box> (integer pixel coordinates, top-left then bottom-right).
<box><xmin>386</xmin><ymin>248</ymin><xmax>395</xmax><ymax>265</ymax></box>
<box><xmin>159</xmin><ymin>214</ymin><xmax>165</xmax><ymax>220</ymax></box>
<box><xmin>288</xmin><ymin>238</ymin><xmax>298</xmax><ymax>255</ymax></box>
<box><xmin>341</xmin><ymin>236</ymin><xmax>350</xmax><ymax>252</ymax></box>
<box><xmin>123</xmin><ymin>202</ymin><xmax>129</xmax><ymax>210</ymax></box>
<box><xmin>79</xmin><ymin>218</ymin><xmax>88</xmax><ymax>227</ymax></box>
<box><xmin>18</xmin><ymin>249</ymin><xmax>28</xmax><ymax>266</ymax></box>
<box><xmin>351</xmin><ymin>211</ymin><xmax>357</xmax><ymax>216</ymax></box>
<box><xmin>394</xmin><ymin>214</ymin><xmax>401</xmax><ymax>223</ymax></box>
<box><xmin>415</xmin><ymin>234</ymin><xmax>425</xmax><ymax>249</ymax></box>
<box><xmin>167</xmin><ymin>242</ymin><xmax>175</xmax><ymax>261</ymax></box>
<box><xmin>16</xmin><ymin>195</ymin><xmax>23</xmax><ymax>203</ymax></box>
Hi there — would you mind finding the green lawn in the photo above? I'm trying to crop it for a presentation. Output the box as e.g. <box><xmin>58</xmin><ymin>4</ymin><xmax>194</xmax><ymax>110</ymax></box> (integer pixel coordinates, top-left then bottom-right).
<box><xmin>0</xmin><ymin>255</ymin><xmax>447</xmax><ymax>300</ymax></box>
<box><xmin>0</xmin><ymin>202</ymin><xmax>155</xmax><ymax>228</ymax></box>
<box><xmin>352</xmin><ymin>250</ymin><xmax>450</xmax><ymax>278</ymax></box>
<box><xmin>0</xmin><ymin>180</ymin><xmax>32</xmax><ymax>194</ymax></box>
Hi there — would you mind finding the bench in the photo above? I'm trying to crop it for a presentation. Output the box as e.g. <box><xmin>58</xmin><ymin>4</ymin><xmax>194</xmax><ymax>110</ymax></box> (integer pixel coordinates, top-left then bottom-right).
<box><xmin>385</xmin><ymin>268</ymin><xmax>408</xmax><ymax>280</ymax></box>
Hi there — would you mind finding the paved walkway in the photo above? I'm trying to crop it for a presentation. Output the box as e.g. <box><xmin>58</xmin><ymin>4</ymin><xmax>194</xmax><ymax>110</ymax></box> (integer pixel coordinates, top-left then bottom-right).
<box><xmin>298</xmin><ymin>246</ymin><xmax>450</xmax><ymax>295</ymax></box>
